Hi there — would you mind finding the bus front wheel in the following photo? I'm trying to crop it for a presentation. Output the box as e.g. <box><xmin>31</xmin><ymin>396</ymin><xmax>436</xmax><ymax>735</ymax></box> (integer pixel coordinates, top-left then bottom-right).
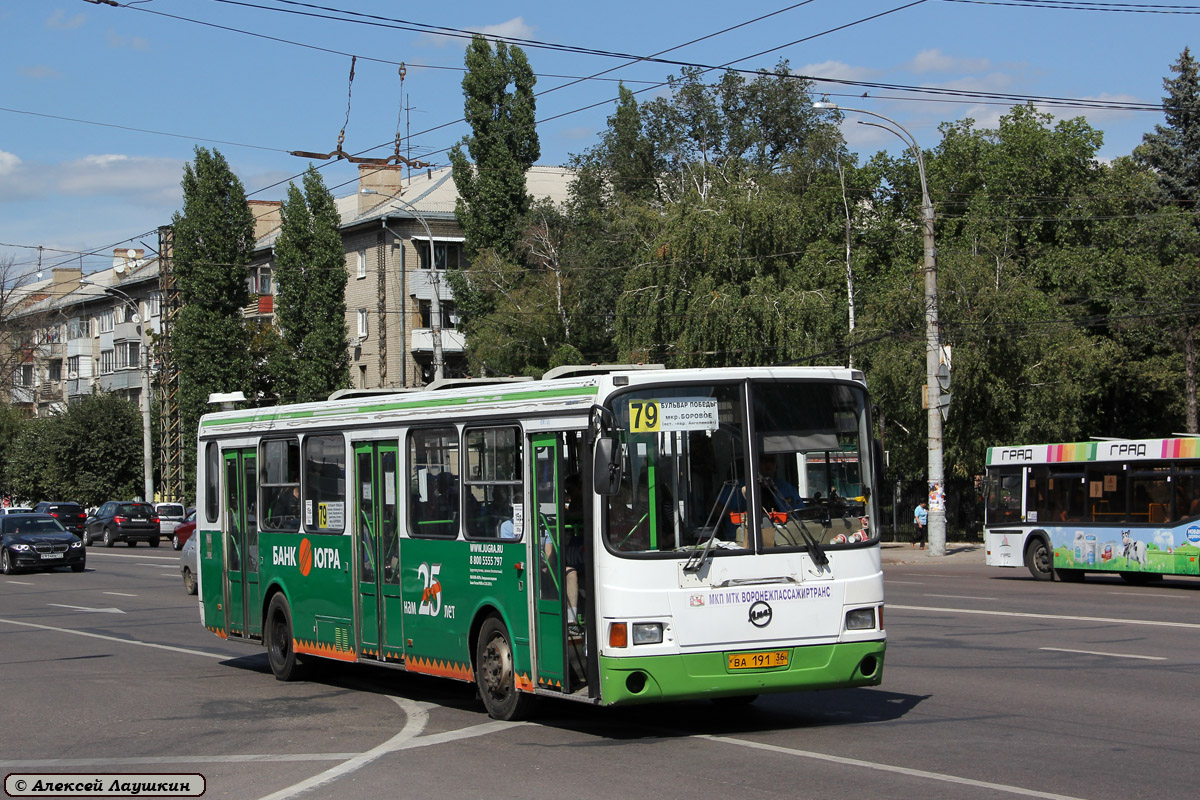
<box><xmin>266</xmin><ymin>594</ymin><xmax>305</xmax><ymax>682</ymax></box>
<box><xmin>475</xmin><ymin>616</ymin><xmax>532</xmax><ymax>721</ymax></box>
<box><xmin>1025</xmin><ymin>538</ymin><xmax>1054</xmax><ymax>581</ymax></box>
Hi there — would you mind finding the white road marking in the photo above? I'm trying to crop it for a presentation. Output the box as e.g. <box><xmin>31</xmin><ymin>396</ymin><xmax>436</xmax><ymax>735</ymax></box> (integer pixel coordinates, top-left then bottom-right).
<box><xmin>47</xmin><ymin>603</ymin><xmax>125</xmax><ymax>614</ymax></box>
<box><xmin>0</xmin><ymin>616</ymin><xmax>229</xmax><ymax>659</ymax></box>
<box><xmin>699</xmin><ymin>735</ymin><xmax>1086</xmax><ymax>800</ymax></box>
<box><xmin>104</xmin><ymin>591</ymin><xmax>138</xmax><ymax>597</ymax></box>
<box><xmin>889</xmin><ymin>604</ymin><xmax>1200</xmax><ymax>629</ymax></box>
<box><xmin>2</xmin><ymin>580</ymin><xmax>35</xmax><ymax>585</ymax></box>
<box><xmin>1040</xmin><ymin>647</ymin><xmax>1165</xmax><ymax>661</ymax></box>
<box><xmin>86</xmin><ymin>551</ymin><xmax>177</xmax><ymax>562</ymax></box>
<box><xmin>136</xmin><ymin>563</ymin><xmax>177</xmax><ymax>569</ymax></box>
<box><xmin>1106</xmin><ymin>592</ymin><xmax>1182</xmax><ymax>599</ymax></box>
<box><xmin>924</xmin><ymin>594</ymin><xmax>996</xmax><ymax>600</ymax></box>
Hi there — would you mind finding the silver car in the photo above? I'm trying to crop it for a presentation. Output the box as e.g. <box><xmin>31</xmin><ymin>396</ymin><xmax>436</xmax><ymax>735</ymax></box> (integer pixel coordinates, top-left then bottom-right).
<box><xmin>180</xmin><ymin>532</ymin><xmax>198</xmax><ymax>595</ymax></box>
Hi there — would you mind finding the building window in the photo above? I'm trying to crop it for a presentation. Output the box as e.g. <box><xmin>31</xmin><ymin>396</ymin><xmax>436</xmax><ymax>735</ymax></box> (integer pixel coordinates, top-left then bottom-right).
<box><xmin>418</xmin><ymin>300</ymin><xmax>458</xmax><ymax>330</ymax></box>
<box><xmin>417</xmin><ymin>241</ymin><xmax>464</xmax><ymax>270</ymax></box>
<box><xmin>357</xmin><ymin>308</ymin><xmax>368</xmax><ymax>339</ymax></box>
<box><xmin>99</xmin><ymin>350</ymin><xmax>115</xmax><ymax>375</ymax></box>
<box><xmin>98</xmin><ymin>309</ymin><xmax>114</xmax><ymax>333</ymax></box>
<box><xmin>14</xmin><ymin>365</ymin><xmax>33</xmax><ymax>387</ymax></box>
<box><xmin>357</xmin><ymin>248</ymin><xmax>367</xmax><ymax>279</ymax></box>
<box><xmin>68</xmin><ymin>317</ymin><xmax>89</xmax><ymax>340</ymax></box>
<box><xmin>246</xmin><ymin>266</ymin><xmax>272</xmax><ymax>296</ymax></box>
<box><xmin>67</xmin><ymin>355</ymin><xmax>81</xmax><ymax>378</ymax></box>
<box><xmin>49</xmin><ymin>360</ymin><xmax>62</xmax><ymax>382</ymax></box>
<box><xmin>149</xmin><ymin>292</ymin><xmax>162</xmax><ymax>317</ymax></box>
<box><xmin>116</xmin><ymin>342</ymin><xmax>140</xmax><ymax>370</ymax></box>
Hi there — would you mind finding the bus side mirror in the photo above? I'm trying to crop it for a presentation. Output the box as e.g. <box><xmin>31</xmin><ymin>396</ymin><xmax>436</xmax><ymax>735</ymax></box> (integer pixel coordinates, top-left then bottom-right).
<box><xmin>593</xmin><ymin>437</ymin><xmax>623</xmax><ymax>497</ymax></box>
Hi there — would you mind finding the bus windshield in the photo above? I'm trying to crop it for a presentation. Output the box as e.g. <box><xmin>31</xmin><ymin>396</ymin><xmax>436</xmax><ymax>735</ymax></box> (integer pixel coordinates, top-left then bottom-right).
<box><xmin>603</xmin><ymin>380</ymin><xmax>873</xmax><ymax>556</ymax></box>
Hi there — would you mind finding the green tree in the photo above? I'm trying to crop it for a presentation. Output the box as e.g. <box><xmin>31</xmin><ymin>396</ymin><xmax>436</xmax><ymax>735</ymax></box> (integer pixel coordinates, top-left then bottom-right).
<box><xmin>0</xmin><ymin>403</ymin><xmax>25</xmax><ymax>502</ymax></box>
<box><xmin>170</xmin><ymin>147</ymin><xmax>255</xmax><ymax>489</ymax></box>
<box><xmin>448</xmin><ymin>35</ymin><xmax>540</xmax><ymax>260</ymax></box>
<box><xmin>4</xmin><ymin>393</ymin><xmax>140</xmax><ymax>506</ymax></box>
<box><xmin>271</xmin><ymin>166</ymin><xmax>349</xmax><ymax>403</ymax></box>
<box><xmin>1135</xmin><ymin>48</ymin><xmax>1200</xmax><ymax>431</ymax></box>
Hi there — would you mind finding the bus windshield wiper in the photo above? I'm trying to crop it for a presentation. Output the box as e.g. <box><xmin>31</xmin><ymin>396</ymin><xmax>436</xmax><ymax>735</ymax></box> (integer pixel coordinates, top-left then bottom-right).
<box><xmin>763</xmin><ymin>479</ymin><xmax>829</xmax><ymax>568</ymax></box>
<box><xmin>683</xmin><ymin>479</ymin><xmax>739</xmax><ymax>573</ymax></box>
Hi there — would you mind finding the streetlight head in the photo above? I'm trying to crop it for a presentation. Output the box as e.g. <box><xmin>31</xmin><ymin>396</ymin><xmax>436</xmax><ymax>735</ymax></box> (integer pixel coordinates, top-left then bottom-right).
<box><xmin>360</xmin><ymin>188</ymin><xmax>378</xmax><ymax>195</ymax></box>
<box><xmin>812</xmin><ymin>101</ymin><xmax>838</xmax><ymax>110</ymax></box>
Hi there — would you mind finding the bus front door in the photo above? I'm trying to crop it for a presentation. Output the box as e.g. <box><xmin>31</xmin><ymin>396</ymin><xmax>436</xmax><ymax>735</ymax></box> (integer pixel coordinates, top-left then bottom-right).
<box><xmin>223</xmin><ymin>448</ymin><xmax>260</xmax><ymax>639</ymax></box>
<box><xmin>354</xmin><ymin>441</ymin><xmax>404</xmax><ymax>662</ymax></box>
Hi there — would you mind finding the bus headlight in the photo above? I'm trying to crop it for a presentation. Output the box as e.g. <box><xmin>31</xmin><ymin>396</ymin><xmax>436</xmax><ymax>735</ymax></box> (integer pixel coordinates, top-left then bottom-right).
<box><xmin>632</xmin><ymin>622</ymin><xmax>664</xmax><ymax>645</ymax></box>
<box><xmin>845</xmin><ymin>607</ymin><xmax>876</xmax><ymax>631</ymax></box>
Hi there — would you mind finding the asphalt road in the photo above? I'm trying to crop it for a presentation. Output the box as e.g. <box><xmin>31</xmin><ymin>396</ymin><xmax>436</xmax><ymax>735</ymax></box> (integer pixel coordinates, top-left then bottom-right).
<box><xmin>2</xmin><ymin>544</ymin><xmax>1197</xmax><ymax>800</ymax></box>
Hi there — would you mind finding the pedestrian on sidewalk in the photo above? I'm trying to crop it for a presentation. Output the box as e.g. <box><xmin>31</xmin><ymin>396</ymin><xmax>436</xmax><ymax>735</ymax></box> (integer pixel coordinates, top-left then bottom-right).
<box><xmin>913</xmin><ymin>501</ymin><xmax>928</xmax><ymax>548</ymax></box>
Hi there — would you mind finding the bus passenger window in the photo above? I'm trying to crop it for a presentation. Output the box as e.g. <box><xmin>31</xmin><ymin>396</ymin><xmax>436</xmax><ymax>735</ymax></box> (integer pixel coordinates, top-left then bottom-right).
<box><xmin>409</xmin><ymin>427</ymin><xmax>460</xmax><ymax>538</ymax></box>
<box><xmin>463</xmin><ymin>426</ymin><xmax>522</xmax><ymax>540</ymax></box>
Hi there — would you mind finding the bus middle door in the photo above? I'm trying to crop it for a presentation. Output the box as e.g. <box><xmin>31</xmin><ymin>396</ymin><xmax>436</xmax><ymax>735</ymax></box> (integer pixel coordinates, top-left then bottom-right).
<box><xmin>222</xmin><ymin>448</ymin><xmax>260</xmax><ymax>639</ymax></box>
<box><xmin>354</xmin><ymin>441</ymin><xmax>404</xmax><ymax>662</ymax></box>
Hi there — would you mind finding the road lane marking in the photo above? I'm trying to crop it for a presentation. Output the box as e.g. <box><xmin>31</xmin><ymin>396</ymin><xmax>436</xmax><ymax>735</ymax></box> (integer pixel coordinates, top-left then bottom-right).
<box><xmin>699</xmin><ymin>735</ymin><xmax>1085</xmax><ymax>800</ymax></box>
<box><xmin>2</xmin><ymin>580</ymin><xmax>35</xmax><ymax>585</ymax></box>
<box><xmin>924</xmin><ymin>594</ymin><xmax>996</xmax><ymax>600</ymax></box>
<box><xmin>104</xmin><ymin>592</ymin><xmax>138</xmax><ymax>597</ymax></box>
<box><xmin>47</xmin><ymin>603</ymin><xmax>126</xmax><ymax>614</ymax></box>
<box><xmin>85</xmin><ymin>552</ymin><xmax>177</xmax><ymax>562</ymax></box>
<box><xmin>1105</xmin><ymin>592</ymin><xmax>1182</xmax><ymax>599</ymax></box>
<box><xmin>889</xmin><ymin>604</ymin><xmax>1200</xmax><ymax>629</ymax></box>
<box><xmin>136</xmin><ymin>563</ymin><xmax>178</xmax><ymax>569</ymax></box>
<box><xmin>0</xmin><ymin>616</ymin><xmax>231</xmax><ymax>659</ymax></box>
<box><xmin>1040</xmin><ymin>647</ymin><xmax>1165</xmax><ymax>661</ymax></box>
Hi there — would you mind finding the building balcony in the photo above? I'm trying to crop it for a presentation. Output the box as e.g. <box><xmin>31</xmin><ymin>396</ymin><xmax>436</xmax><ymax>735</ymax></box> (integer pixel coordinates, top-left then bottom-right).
<box><xmin>410</xmin><ymin>328</ymin><xmax>465</xmax><ymax>354</ymax></box>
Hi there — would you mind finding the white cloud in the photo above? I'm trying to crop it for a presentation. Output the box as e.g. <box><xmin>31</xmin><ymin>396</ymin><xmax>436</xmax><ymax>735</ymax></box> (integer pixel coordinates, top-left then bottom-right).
<box><xmin>798</xmin><ymin>60</ymin><xmax>882</xmax><ymax>83</ymax></box>
<box><xmin>0</xmin><ymin>153</ymin><xmax>183</xmax><ymax>207</ymax></box>
<box><xmin>46</xmin><ymin>10</ymin><xmax>85</xmax><ymax>30</ymax></box>
<box><xmin>0</xmin><ymin>150</ymin><xmax>21</xmax><ymax>175</ymax></box>
<box><xmin>904</xmin><ymin>49</ymin><xmax>992</xmax><ymax>76</ymax></box>
<box><xmin>19</xmin><ymin>65</ymin><xmax>63</xmax><ymax>80</ymax></box>
<box><xmin>420</xmin><ymin>17</ymin><xmax>535</xmax><ymax>49</ymax></box>
<box><xmin>105</xmin><ymin>29</ymin><xmax>150</xmax><ymax>51</ymax></box>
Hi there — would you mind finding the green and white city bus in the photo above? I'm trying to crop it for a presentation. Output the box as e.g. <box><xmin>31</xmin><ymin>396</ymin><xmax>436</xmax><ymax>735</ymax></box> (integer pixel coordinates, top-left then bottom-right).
<box><xmin>194</xmin><ymin>365</ymin><xmax>886</xmax><ymax>719</ymax></box>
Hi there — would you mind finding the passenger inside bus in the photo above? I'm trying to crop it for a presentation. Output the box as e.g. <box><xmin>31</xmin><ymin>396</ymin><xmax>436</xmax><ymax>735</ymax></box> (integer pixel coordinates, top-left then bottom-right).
<box><xmin>562</xmin><ymin>474</ymin><xmax>585</xmax><ymax>627</ymax></box>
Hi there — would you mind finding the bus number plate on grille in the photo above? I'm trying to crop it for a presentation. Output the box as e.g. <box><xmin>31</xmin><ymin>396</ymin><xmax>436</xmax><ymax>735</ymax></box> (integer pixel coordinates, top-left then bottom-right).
<box><xmin>728</xmin><ymin>650</ymin><xmax>789</xmax><ymax>669</ymax></box>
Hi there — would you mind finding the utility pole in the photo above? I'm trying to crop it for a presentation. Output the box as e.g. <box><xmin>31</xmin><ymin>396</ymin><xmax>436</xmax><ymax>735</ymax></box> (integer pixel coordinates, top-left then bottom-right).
<box><xmin>814</xmin><ymin>102</ymin><xmax>947</xmax><ymax>556</ymax></box>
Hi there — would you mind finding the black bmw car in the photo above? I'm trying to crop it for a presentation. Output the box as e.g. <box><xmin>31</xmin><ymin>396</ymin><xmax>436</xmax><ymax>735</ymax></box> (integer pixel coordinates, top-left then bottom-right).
<box><xmin>0</xmin><ymin>513</ymin><xmax>86</xmax><ymax>574</ymax></box>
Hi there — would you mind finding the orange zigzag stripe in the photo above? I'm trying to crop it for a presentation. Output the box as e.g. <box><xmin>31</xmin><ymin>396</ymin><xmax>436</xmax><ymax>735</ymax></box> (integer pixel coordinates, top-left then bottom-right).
<box><xmin>295</xmin><ymin>638</ymin><xmax>359</xmax><ymax>662</ymax></box>
<box><xmin>405</xmin><ymin>654</ymin><xmax>474</xmax><ymax>681</ymax></box>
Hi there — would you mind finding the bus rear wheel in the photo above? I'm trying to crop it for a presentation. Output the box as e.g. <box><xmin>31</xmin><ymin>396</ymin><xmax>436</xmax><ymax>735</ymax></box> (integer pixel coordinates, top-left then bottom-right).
<box><xmin>266</xmin><ymin>594</ymin><xmax>305</xmax><ymax>682</ymax></box>
<box><xmin>475</xmin><ymin>616</ymin><xmax>532</xmax><ymax>721</ymax></box>
<box><xmin>1025</xmin><ymin>537</ymin><xmax>1054</xmax><ymax>581</ymax></box>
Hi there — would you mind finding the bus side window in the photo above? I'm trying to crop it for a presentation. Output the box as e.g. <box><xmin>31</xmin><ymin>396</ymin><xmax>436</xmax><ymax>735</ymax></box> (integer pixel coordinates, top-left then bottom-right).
<box><xmin>408</xmin><ymin>427</ymin><xmax>460</xmax><ymax>538</ymax></box>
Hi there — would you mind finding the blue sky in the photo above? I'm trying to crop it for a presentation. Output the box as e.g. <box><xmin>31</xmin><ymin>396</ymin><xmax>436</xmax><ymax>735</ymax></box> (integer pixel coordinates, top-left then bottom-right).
<box><xmin>1</xmin><ymin>0</ymin><xmax>1193</xmax><ymax>279</ymax></box>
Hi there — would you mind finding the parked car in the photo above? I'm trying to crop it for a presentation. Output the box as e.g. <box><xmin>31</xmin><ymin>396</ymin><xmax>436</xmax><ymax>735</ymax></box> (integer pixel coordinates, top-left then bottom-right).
<box><xmin>33</xmin><ymin>502</ymin><xmax>87</xmax><ymax>537</ymax></box>
<box><xmin>0</xmin><ymin>507</ymin><xmax>33</xmax><ymax>515</ymax></box>
<box><xmin>84</xmin><ymin>501</ymin><xmax>161</xmax><ymax>547</ymax></box>
<box><xmin>155</xmin><ymin>502</ymin><xmax>187</xmax><ymax>536</ymax></box>
<box><xmin>180</xmin><ymin>532</ymin><xmax>198</xmax><ymax>595</ymax></box>
<box><xmin>171</xmin><ymin>509</ymin><xmax>197</xmax><ymax>550</ymax></box>
<box><xmin>1</xmin><ymin>513</ymin><xmax>86</xmax><ymax>574</ymax></box>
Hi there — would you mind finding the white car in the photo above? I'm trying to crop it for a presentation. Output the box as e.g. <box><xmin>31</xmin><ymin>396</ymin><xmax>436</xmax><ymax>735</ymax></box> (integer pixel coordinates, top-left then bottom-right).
<box><xmin>155</xmin><ymin>503</ymin><xmax>187</xmax><ymax>536</ymax></box>
<box><xmin>0</xmin><ymin>507</ymin><xmax>34</xmax><ymax>515</ymax></box>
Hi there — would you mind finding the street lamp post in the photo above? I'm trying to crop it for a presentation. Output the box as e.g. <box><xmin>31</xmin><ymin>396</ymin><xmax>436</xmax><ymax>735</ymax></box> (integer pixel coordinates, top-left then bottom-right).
<box><xmin>80</xmin><ymin>280</ymin><xmax>155</xmax><ymax>503</ymax></box>
<box><xmin>360</xmin><ymin>188</ymin><xmax>443</xmax><ymax>383</ymax></box>
<box><xmin>813</xmin><ymin>102</ymin><xmax>947</xmax><ymax>557</ymax></box>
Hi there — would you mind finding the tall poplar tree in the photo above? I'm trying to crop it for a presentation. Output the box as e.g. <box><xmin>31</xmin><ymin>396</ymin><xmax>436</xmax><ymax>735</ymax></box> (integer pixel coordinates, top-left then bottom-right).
<box><xmin>271</xmin><ymin>166</ymin><xmax>349</xmax><ymax>403</ymax></box>
<box><xmin>448</xmin><ymin>34</ymin><xmax>539</xmax><ymax>260</ymax></box>
<box><xmin>171</xmin><ymin>147</ymin><xmax>255</xmax><ymax>490</ymax></box>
